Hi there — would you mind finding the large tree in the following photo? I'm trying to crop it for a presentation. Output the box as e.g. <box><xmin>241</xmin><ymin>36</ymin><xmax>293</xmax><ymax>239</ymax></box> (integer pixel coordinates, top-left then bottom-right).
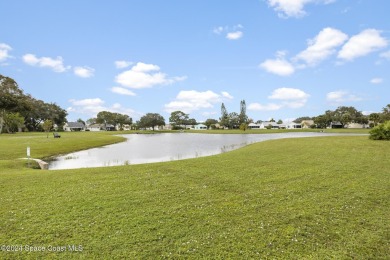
<box><xmin>22</xmin><ymin>97</ymin><xmax>67</xmax><ymax>131</ymax></box>
<box><xmin>96</xmin><ymin>111</ymin><xmax>132</xmax><ymax>129</ymax></box>
<box><xmin>220</xmin><ymin>103</ymin><xmax>229</xmax><ymax>128</ymax></box>
<box><xmin>228</xmin><ymin>112</ymin><xmax>240</xmax><ymax>129</ymax></box>
<box><xmin>0</xmin><ymin>75</ymin><xmax>25</xmax><ymax>133</ymax></box>
<box><xmin>239</xmin><ymin>100</ymin><xmax>248</xmax><ymax>125</ymax></box>
<box><xmin>382</xmin><ymin>104</ymin><xmax>390</xmax><ymax>121</ymax></box>
<box><xmin>204</xmin><ymin>118</ymin><xmax>218</xmax><ymax>129</ymax></box>
<box><xmin>3</xmin><ymin>112</ymin><xmax>25</xmax><ymax>133</ymax></box>
<box><xmin>169</xmin><ymin>111</ymin><xmax>189</xmax><ymax>128</ymax></box>
<box><xmin>138</xmin><ymin>113</ymin><xmax>165</xmax><ymax>131</ymax></box>
<box><xmin>369</xmin><ymin>113</ymin><xmax>381</xmax><ymax>126</ymax></box>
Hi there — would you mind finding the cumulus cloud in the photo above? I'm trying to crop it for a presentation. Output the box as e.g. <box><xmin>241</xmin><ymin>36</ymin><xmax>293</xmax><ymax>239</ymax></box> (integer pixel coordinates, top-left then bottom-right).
<box><xmin>110</xmin><ymin>87</ymin><xmax>136</xmax><ymax>96</ymax></box>
<box><xmin>247</xmin><ymin>103</ymin><xmax>283</xmax><ymax>111</ymax></box>
<box><xmin>68</xmin><ymin>98</ymin><xmax>137</xmax><ymax>117</ymax></box>
<box><xmin>295</xmin><ymin>27</ymin><xmax>348</xmax><ymax>66</ymax></box>
<box><xmin>69</xmin><ymin>98</ymin><xmax>104</xmax><ymax>107</ymax></box>
<box><xmin>115</xmin><ymin>62</ymin><xmax>186</xmax><ymax>89</ymax></box>
<box><xmin>213</xmin><ymin>24</ymin><xmax>244</xmax><ymax>40</ymax></box>
<box><xmin>0</xmin><ymin>43</ymin><xmax>12</xmax><ymax>62</ymax></box>
<box><xmin>115</xmin><ymin>60</ymin><xmax>133</xmax><ymax>69</ymax></box>
<box><xmin>74</xmin><ymin>66</ymin><xmax>95</xmax><ymax>78</ymax></box>
<box><xmin>267</xmin><ymin>0</ymin><xmax>336</xmax><ymax>18</ymax></box>
<box><xmin>260</xmin><ymin>52</ymin><xmax>295</xmax><ymax>76</ymax></box>
<box><xmin>370</xmin><ymin>78</ymin><xmax>383</xmax><ymax>84</ymax></box>
<box><xmin>269</xmin><ymin>87</ymin><xmax>310</xmax><ymax>108</ymax></box>
<box><xmin>226</xmin><ymin>31</ymin><xmax>243</xmax><ymax>40</ymax></box>
<box><xmin>248</xmin><ymin>87</ymin><xmax>310</xmax><ymax>111</ymax></box>
<box><xmin>22</xmin><ymin>53</ymin><xmax>70</xmax><ymax>72</ymax></box>
<box><xmin>338</xmin><ymin>29</ymin><xmax>388</xmax><ymax>61</ymax></box>
<box><xmin>221</xmin><ymin>91</ymin><xmax>234</xmax><ymax>99</ymax></box>
<box><xmin>326</xmin><ymin>91</ymin><xmax>362</xmax><ymax>104</ymax></box>
<box><xmin>164</xmin><ymin>90</ymin><xmax>233</xmax><ymax>113</ymax></box>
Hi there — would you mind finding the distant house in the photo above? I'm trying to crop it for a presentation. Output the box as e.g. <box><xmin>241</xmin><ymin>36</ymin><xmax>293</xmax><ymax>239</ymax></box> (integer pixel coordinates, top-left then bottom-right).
<box><xmin>345</xmin><ymin>123</ymin><xmax>368</xmax><ymax>129</ymax></box>
<box><xmin>64</xmin><ymin>122</ymin><xmax>85</xmax><ymax>131</ymax></box>
<box><xmin>87</xmin><ymin>124</ymin><xmax>105</xmax><ymax>131</ymax></box>
<box><xmin>105</xmin><ymin>124</ymin><xmax>116</xmax><ymax>131</ymax></box>
<box><xmin>162</xmin><ymin>124</ymin><xmax>173</xmax><ymax>130</ymax></box>
<box><xmin>116</xmin><ymin>124</ymin><xmax>131</xmax><ymax>131</ymax></box>
<box><xmin>287</xmin><ymin>123</ymin><xmax>302</xmax><ymax>129</ymax></box>
<box><xmin>301</xmin><ymin>120</ymin><xmax>315</xmax><ymax>128</ymax></box>
<box><xmin>194</xmin><ymin>124</ymin><xmax>208</xmax><ymax>130</ymax></box>
<box><xmin>248</xmin><ymin>123</ymin><xmax>261</xmax><ymax>129</ymax></box>
<box><xmin>260</xmin><ymin>122</ymin><xmax>280</xmax><ymax>129</ymax></box>
<box><xmin>330</xmin><ymin>122</ymin><xmax>343</xmax><ymax>129</ymax></box>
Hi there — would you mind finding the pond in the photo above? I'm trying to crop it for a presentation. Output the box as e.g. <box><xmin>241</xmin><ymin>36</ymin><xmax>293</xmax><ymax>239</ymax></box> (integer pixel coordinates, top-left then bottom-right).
<box><xmin>48</xmin><ymin>132</ymin><xmax>344</xmax><ymax>170</ymax></box>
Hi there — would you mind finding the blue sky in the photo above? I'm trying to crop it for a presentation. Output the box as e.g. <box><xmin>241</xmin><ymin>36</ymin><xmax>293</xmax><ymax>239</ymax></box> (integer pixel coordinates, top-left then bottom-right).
<box><xmin>1</xmin><ymin>0</ymin><xmax>389</xmax><ymax>123</ymax></box>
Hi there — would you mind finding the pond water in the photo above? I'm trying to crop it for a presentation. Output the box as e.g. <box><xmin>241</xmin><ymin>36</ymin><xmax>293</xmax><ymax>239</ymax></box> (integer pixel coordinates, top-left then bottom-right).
<box><xmin>48</xmin><ymin>132</ymin><xmax>343</xmax><ymax>170</ymax></box>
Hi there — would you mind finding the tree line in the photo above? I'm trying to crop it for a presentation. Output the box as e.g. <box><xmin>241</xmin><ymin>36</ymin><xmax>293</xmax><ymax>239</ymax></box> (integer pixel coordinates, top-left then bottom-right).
<box><xmin>294</xmin><ymin>105</ymin><xmax>390</xmax><ymax>128</ymax></box>
<box><xmin>0</xmin><ymin>74</ymin><xmax>67</xmax><ymax>133</ymax></box>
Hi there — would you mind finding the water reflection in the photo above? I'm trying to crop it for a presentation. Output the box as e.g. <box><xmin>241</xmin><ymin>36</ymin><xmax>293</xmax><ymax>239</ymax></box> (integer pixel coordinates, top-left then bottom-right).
<box><xmin>49</xmin><ymin>132</ymin><xmax>338</xmax><ymax>170</ymax></box>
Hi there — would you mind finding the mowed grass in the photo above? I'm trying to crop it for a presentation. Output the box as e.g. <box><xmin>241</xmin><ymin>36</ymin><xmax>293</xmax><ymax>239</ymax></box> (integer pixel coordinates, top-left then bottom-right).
<box><xmin>0</xmin><ymin>132</ymin><xmax>389</xmax><ymax>259</ymax></box>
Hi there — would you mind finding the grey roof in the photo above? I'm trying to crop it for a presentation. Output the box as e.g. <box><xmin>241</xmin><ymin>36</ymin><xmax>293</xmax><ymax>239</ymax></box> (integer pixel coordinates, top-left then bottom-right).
<box><xmin>67</xmin><ymin>122</ymin><xmax>85</xmax><ymax>128</ymax></box>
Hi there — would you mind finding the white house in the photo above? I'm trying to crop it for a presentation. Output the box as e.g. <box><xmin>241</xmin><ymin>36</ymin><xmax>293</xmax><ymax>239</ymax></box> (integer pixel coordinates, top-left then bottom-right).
<box><xmin>87</xmin><ymin>124</ymin><xmax>105</xmax><ymax>131</ymax></box>
<box><xmin>260</xmin><ymin>122</ymin><xmax>280</xmax><ymax>129</ymax></box>
<box><xmin>248</xmin><ymin>123</ymin><xmax>261</xmax><ymax>129</ymax></box>
<box><xmin>287</xmin><ymin>123</ymin><xmax>302</xmax><ymax>129</ymax></box>
<box><xmin>345</xmin><ymin>123</ymin><xmax>368</xmax><ymax>129</ymax></box>
<box><xmin>194</xmin><ymin>124</ymin><xmax>208</xmax><ymax>130</ymax></box>
<box><xmin>64</xmin><ymin>122</ymin><xmax>86</xmax><ymax>131</ymax></box>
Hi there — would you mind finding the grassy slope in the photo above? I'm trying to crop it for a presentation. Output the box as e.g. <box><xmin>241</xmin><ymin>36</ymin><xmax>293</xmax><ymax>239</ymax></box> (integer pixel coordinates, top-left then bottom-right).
<box><xmin>0</xmin><ymin>133</ymin><xmax>389</xmax><ymax>259</ymax></box>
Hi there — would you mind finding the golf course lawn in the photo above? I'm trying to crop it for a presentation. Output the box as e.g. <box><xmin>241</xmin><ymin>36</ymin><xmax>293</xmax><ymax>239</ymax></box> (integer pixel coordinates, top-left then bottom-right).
<box><xmin>0</xmin><ymin>132</ymin><xmax>389</xmax><ymax>259</ymax></box>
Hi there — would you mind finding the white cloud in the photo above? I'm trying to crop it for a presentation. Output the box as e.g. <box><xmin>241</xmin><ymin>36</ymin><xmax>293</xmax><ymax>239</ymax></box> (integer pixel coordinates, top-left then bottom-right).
<box><xmin>115</xmin><ymin>62</ymin><xmax>186</xmax><ymax>89</ymax></box>
<box><xmin>115</xmin><ymin>60</ymin><xmax>133</xmax><ymax>69</ymax></box>
<box><xmin>295</xmin><ymin>27</ymin><xmax>348</xmax><ymax>65</ymax></box>
<box><xmin>248</xmin><ymin>87</ymin><xmax>310</xmax><ymax>111</ymax></box>
<box><xmin>74</xmin><ymin>66</ymin><xmax>95</xmax><ymax>78</ymax></box>
<box><xmin>226</xmin><ymin>31</ymin><xmax>243</xmax><ymax>40</ymax></box>
<box><xmin>221</xmin><ymin>91</ymin><xmax>234</xmax><ymax>99</ymax></box>
<box><xmin>0</xmin><ymin>43</ymin><xmax>12</xmax><ymax>62</ymax></box>
<box><xmin>110</xmin><ymin>87</ymin><xmax>136</xmax><ymax>96</ymax></box>
<box><xmin>260</xmin><ymin>53</ymin><xmax>295</xmax><ymax>76</ymax></box>
<box><xmin>68</xmin><ymin>98</ymin><xmax>137</xmax><ymax>118</ymax></box>
<box><xmin>380</xmin><ymin>50</ymin><xmax>390</xmax><ymax>60</ymax></box>
<box><xmin>326</xmin><ymin>91</ymin><xmax>362</xmax><ymax>104</ymax></box>
<box><xmin>69</xmin><ymin>98</ymin><xmax>104</xmax><ymax>107</ymax></box>
<box><xmin>22</xmin><ymin>53</ymin><xmax>70</xmax><ymax>72</ymax></box>
<box><xmin>338</xmin><ymin>29</ymin><xmax>388</xmax><ymax>61</ymax></box>
<box><xmin>269</xmin><ymin>87</ymin><xmax>310</xmax><ymax>108</ymax></box>
<box><xmin>268</xmin><ymin>87</ymin><xmax>310</xmax><ymax>100</ymax></box>
<box><xmin>370</xmin><ymin>78</ymin><xmax>383</xmax><ymax>84</ymax></box>
<box><xmin>214</xmin><ymin>24</ymin><xmax>244</xmax><ymax>40</ymax></box>
<box><xmin>247</xmin><ymin>103</ymin><xmax>283</xmax><ymax>111</ymax></box>
<box><xmin>267</xmin><ymin>0</ymin><xmax>336</xmax><ymax>18</ymax></box>
<box><xmin>164</xmin><ymin>90</ymin><xmax>233</xmax><ymax>113</ymax></box>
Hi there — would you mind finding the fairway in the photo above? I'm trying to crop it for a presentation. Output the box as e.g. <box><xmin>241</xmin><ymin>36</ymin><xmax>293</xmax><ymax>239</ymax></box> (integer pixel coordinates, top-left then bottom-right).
<box><xmin>0</xmin><ymin>133</ymin><xmax>389</xmax><ymax>259</ymax></box>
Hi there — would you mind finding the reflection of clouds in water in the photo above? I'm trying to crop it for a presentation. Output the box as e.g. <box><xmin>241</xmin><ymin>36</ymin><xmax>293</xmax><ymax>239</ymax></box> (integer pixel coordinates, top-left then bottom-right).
<box><xmin>49</xmin><ymin>132</ymin><xmax>348</xmax><ymax>170</ymax></box>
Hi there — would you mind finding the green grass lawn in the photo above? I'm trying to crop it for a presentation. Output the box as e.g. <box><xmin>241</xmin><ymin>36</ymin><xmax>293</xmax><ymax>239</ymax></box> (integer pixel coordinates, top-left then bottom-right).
<box><xmin>0</xmin><ymin>132</ymin><xmax>389</xmax><ymax>259</ymax></box>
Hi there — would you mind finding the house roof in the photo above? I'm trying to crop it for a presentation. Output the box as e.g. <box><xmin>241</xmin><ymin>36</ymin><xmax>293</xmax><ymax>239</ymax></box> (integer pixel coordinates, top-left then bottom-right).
<box><xmin>67</xmin><ymin>122</ymin><xmax>85</xmax><ymax>128</ymax></box>
<box><xmin>262</xmin><ymin>122</ymin><xmax>279</xmax><ymax>126</ymax></box>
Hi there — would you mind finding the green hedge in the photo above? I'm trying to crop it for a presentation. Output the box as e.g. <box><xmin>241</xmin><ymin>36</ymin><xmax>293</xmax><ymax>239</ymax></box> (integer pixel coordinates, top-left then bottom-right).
<box><xmin>369</xmin><ymin>121</ymin><xmax>390</xmax><ymax>140</ymax></box>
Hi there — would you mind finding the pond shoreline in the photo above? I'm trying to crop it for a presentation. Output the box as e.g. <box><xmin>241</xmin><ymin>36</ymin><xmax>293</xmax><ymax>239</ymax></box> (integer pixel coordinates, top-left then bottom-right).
<box><xmin>48</xmin><ymin>132</ymin><xmax>367</xmax><ymax>170</ymax></box>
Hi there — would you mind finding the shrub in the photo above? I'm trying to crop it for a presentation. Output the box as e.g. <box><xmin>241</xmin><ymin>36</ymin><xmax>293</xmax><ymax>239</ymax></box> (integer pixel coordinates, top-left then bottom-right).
<box><xmin>369</xmin><ymin>121</ymin><xmax>390</xmax><ymax>140</ymax></box>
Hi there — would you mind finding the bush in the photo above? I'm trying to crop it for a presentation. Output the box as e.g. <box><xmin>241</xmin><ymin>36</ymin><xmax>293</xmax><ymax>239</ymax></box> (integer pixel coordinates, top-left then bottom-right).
<box><xmin>369</xmin><ymin>121</ymin><xmax>390</xmax><ymax>140</ymax></box>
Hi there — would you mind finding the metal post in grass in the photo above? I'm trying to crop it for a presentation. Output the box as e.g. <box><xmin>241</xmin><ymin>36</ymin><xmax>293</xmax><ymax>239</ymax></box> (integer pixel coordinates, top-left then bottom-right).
<box><xmin>27</xmin><ymin>146</ymin><xmax>31</xmax><ymax>168</ymax></box>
